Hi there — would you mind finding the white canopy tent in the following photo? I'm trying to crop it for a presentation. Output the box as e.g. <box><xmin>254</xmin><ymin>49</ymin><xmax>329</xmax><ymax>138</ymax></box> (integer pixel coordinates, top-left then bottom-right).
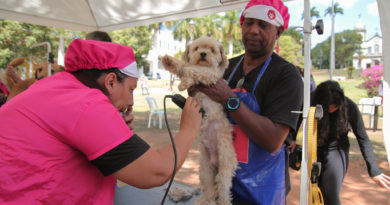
<box><xmin>0</xmin><ymin>0</ymin><xmax>249</xmax><ymax>32</ymax></box>
<box><xmin>1</xmin><ymin>0</ymin><xmax>389</xmax><ymax>204</ymax></box>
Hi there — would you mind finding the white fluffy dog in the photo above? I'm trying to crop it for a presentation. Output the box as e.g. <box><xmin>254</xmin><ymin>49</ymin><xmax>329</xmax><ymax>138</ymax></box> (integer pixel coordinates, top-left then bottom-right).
<box><xmin>162</xmin><ymin>36</ymin><xmax>237</xmax><ymax>205</ymax></box>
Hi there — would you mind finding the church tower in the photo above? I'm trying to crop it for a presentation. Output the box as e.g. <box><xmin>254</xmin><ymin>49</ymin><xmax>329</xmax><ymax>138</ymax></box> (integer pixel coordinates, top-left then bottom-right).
<box><xmin>355</xmin><ymin>14</ymin><xmax>366</xmax><ymax>41</ymax></box>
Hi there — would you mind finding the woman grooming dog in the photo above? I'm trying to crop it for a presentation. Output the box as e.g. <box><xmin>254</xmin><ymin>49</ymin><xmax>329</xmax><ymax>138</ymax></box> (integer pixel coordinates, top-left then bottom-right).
<box><xmin>0</xmin><ymin>39</ymin><xmax>202</xmax><ymax>204</ymax></box>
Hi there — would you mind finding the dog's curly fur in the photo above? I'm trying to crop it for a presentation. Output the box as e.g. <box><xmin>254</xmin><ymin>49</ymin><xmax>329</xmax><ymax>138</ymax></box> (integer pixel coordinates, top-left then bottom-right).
<box><xmin>1</xmin><ymin>58</ymin><xmax>64</xmax><ymax>101</ymax></box>
<box><xmin>162</xmin><ymin>36</ymin><xmax>237</xmax><ymax>205</ymax></box>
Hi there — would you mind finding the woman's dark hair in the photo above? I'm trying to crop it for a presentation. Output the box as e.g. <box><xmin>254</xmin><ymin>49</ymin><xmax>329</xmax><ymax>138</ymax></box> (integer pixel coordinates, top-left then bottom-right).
<box><xmin>71</xmin><ymin>68</ymin><xmax>126</xmax><ymax>95</ymax></box>
<box><xmin>311</xmin><ymin>80</ymin><xmax>348</xmax><ymax>146</ymax></box>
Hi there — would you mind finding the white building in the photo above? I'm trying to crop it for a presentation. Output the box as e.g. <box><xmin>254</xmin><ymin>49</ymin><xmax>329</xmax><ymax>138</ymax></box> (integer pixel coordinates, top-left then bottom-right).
<box><xmin>146</xmin><ymin>28</ymin><xmax>186</xmax><ymax>80</ymax></box>
<box><xmin>353</xmin><ymin>16</ymin><xmax>383</xmax><ymax>69</ymax></box>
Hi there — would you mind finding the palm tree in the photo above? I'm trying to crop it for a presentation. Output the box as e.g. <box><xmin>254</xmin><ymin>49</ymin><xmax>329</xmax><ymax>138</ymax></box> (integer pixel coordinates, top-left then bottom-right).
<box><xmin>324</xmin><ymin>2</ymin><xmax>344</xmax><ymax>17</ymax></box>
<box><xmin>172</xmin><ymin>18</ymin><xmax>199</xmax><ymax>43</ymax></box>
<box><xmin>325</xmin><ymin>1</ymin><xmax>344</xmax><ymax>78</ymax></box>
<box><xmin>301</xmin><ymin>6</ymin><xmax>321</xmax><ymax>20</ymax></box>
<box><xmin>221</xmin><ymin>10</ymin><xmax>241</xmax><ymax>56</ymax></box>
<box><xmin>197</xmin><ymin>14</ymin><xmax>223</xmax><ymax>39</ymax></box>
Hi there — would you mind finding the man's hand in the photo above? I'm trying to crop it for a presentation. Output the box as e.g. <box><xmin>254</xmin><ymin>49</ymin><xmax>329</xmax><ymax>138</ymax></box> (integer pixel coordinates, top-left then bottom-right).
<box><xmin>195</xmin><ymin>79</ymin><xmax>235</xmax><ymax>105</ymax></box>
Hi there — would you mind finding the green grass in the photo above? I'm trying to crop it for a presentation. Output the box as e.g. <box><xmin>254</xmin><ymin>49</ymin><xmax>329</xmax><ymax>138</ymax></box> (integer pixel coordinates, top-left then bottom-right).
<box><xmin>132</xmin><ymin>79</ymin><xmax>186</xmax><ymax>132</ymax></box>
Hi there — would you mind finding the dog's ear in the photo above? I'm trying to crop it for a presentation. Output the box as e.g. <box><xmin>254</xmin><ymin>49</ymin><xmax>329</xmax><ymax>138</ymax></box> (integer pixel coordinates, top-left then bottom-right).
<box><xmin>218</xmin><ymin>44</ymin><xmax>228</xmax><ymax>69</ymax></box>
<box><xmin>182</xmin><ymin>44</ymin><xmax>190</xmax><ymax>63</ymax></box>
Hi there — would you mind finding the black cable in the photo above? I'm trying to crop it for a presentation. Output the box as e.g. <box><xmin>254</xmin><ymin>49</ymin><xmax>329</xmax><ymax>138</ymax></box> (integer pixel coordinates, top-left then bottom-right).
<box><xmin>161</xmin><ymin>95</ymin><xmax>177</xmax><ymax>205</ymax></box>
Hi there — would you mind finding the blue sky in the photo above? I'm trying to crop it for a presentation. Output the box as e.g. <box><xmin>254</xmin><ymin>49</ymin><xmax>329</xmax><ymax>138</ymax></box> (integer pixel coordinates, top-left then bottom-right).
<box><xmin>283</xmin><ymin>0</ymin><xmax>381</xmax><ymax>48</ymax></box>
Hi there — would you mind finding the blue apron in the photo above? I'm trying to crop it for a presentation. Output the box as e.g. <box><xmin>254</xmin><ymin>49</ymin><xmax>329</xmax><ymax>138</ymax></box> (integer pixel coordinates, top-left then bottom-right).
<box><xmin>227</xmin><ymin>56</ymin><xmax>286</xmax><ymax>205</ymax></box>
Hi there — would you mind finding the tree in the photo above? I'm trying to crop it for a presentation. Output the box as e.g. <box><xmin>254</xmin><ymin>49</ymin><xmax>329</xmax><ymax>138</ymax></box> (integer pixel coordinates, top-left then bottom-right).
<box><xmin>0</xmin><ymin>19</ymin><xmax>82</xmax><ymax>70</ymax></box>
<box><xmin>311</xmin><ymin>41</ymin><xmax>330</xmax><ymax>69</ymax></box>
<box><xmin>221</xmin><ymin>10</ymin><xmax>241</xmax><ymax>56</ymax></box>
<box><xmin>111</xmin><ymin>26</ymin><xmax>152</xmax><ymax>71</ymax></box>
<box><xmin>312</xmin><ymin>30</ymin><xmax>362</xmax><ymax>69</ymax></box>
<box><xmin>172</xmin><ymin>18</ymin><xmax>199</xmax><ymax>42</ymax></box>
<box><xmin>324</xmin><ymin>2</ymin><xmax>344</xmax><ymax>17</ymax></box>
<box><xmin>334</xmin><ymin>30</ymin><xmax>362</xmax><ymax>68</ymax></box>
<box><xmin>278</xmin><ymin>35</ymin><xmax>304</xmax><ymax>67</ymax></box>
<box><xmin>283</xmin><ymin>28</ymin><xmax>304</xmax><ymax>45</ymax></box>
<box><xmin>301</xmin><ymin>6</ymin><xmax>321</xmax><ymax>20</ymax></box>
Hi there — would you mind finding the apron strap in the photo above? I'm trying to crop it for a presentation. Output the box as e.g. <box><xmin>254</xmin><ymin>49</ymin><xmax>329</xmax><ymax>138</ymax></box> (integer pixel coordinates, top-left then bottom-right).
<box><xmin>251</xmin><ymin>57</ymin><xmax>272</xmax><ymax>94</ymax></box>
<box><xmin>227</xmin><ymin>55</ymin><xmax>272</xmax><ymax>93</ymax></box>
<box><xmin>227</xmin><ymin>55</ymin><xmax>244</xmax><ymax>83</ymax></box>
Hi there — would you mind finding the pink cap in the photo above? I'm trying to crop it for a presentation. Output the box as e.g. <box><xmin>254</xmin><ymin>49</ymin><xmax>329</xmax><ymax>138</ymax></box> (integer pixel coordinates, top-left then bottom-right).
<box><xmin>240</xmin><ymin>0</ymin><xmax>290</xmax><ymax>31</ymax></box>
<box><xmin>65</xmin><ymin>39</ymin><xmax>138</xmax><ymax>78</ymax></box>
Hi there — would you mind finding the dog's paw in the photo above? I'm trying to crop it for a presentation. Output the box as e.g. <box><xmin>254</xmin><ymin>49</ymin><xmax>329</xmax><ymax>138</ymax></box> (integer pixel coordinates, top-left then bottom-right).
<box><xmin>178</xmin><ymin>83</ymin><xmax>187</xmax><ymax>91</ymax></box>
<box><xmin>161</xmin><ymin>55</ymin><xmax>180</xmax><ymax>72</ymax></box>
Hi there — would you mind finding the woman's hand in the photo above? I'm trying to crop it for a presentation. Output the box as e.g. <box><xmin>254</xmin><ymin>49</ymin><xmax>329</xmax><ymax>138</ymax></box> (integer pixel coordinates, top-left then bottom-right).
<box><xmin>289</xmin><ymin>140</ymin><xmax>297</xmax><ymax>153</ymax></box>
<box><xmin>180</xmin><ymin>96</ymin><xmax>202</xmax><ymax>134</ymax></box>
<box><xmin>122</xmin><ymin>106</ymin><xmax>135</xmax><ymax>131</ymax></box>
<box><xmin>371</xmin><ymin>173</ymin><xmax>390</xmax><ymax>190</ymax></box>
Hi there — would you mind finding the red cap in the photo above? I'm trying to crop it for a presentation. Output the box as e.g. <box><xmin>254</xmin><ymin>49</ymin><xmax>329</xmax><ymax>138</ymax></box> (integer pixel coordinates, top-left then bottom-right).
<box><xmin>65</xmin><ymin>39</ymin><xmax>138</xmax><ymax>78</ymax></box>
<box><xmin>240</xmin><ymin>0</ymin><xmax>290</xmax><ymax>31</ymax></box>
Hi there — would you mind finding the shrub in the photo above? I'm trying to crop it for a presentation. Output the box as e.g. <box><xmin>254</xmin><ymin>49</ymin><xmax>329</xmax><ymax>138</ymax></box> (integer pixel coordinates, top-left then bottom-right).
<box><xmin>360</xmin><ymin>65</ymin><xmax>383</xmax><ymax>97</ymax></box>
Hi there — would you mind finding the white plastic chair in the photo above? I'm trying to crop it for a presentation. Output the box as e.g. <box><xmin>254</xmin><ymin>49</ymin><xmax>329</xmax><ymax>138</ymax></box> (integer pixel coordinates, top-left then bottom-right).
<box><xmin>145</xmin><ymin>96</ymin><xmax>164</xmax><ymax>129</ymax></box>
<box><xmin>358</xmin><ymin>98</ymin><xmax>375</xmax><ymax>128</ymax></box>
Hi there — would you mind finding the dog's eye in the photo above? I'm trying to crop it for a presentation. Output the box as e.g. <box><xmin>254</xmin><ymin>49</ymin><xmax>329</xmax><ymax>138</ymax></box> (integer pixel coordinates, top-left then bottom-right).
<box><xmin>194</xmin><ymin>46</ymin><xmax>198</xmax><ymax>51</ymax></box>
<box><xmin>211</xmin><ymin>48</ymin><xmax>215</xmax><ymax>53</ymax></box>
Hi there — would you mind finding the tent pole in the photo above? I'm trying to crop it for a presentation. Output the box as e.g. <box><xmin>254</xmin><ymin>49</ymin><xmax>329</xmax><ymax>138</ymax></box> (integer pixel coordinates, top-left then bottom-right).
<box><xmin>377</xmin><ymin>0</ymin><xmax>390</xmax><ymax>168</ymax></box>
<box><xmin>330</xmin><ymin>0</ymin><xmax>335</xmax><ymax>80</ymax></box>
<box><xmin>300</xmin><ymin>0</ymin><xmax>312</xmax><ymax>204</ymax></box>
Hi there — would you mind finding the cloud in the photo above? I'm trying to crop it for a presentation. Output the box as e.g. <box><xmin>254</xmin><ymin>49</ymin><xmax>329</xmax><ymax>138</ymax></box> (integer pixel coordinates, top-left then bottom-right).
<box><xmin>335</xmin><ymin>0</ymin><xmax>358</xmax><ymax>9</ymax></box>
<box><xmin>310</xmin><ymin>0</ymin><xmax>357</xmax><ymax>9</ymax></box>
<box><xmin>367</xmin><ymin>2</ymin><xmax>378</xmax><ymax>16</ymax></box>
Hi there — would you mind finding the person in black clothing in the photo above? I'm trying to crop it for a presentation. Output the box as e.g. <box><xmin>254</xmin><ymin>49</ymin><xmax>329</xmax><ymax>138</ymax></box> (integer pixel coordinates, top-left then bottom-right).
<box><xmin>191</xmin><ymin>0</ymin><xmax>303</xmax><ymax>203</ymax></box>
<box><xmin>312</xmin><ymin>80</ymin><xmax>390</xmax><ymax>205</ymax></box>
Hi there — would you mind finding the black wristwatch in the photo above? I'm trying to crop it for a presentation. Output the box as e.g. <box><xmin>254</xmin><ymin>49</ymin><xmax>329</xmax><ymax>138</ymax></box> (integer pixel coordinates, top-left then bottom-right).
<box><xmin>226</xmin><ymin>97</ymin><xmax>240</xmax><ymax>111</ymax></box>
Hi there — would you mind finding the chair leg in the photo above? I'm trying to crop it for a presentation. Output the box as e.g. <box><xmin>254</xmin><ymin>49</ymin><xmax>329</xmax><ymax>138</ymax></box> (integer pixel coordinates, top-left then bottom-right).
<box><xmin>159</xmin><ymin>114</ymin><xmax>162</xmax><ymax>129</ymax></box>
<box><xmin>148</xmin><ymin>114</ymin><xmax>152</xmax><ymax>128</ymax></box>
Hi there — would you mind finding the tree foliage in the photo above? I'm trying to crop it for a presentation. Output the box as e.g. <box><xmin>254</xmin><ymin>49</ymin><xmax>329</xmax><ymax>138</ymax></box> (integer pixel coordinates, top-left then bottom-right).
<box><xmin>283</xmin><ymin>28</ymin><xmax>304</xmax><ymax>45</ymax></box>
<box><xmin>278</xmin><ymin>36</ymin><xmax>304</xmax><ymax>67</ymax></box>
<box><xmin>0</xmin><ymin>19</ymin><xmax>83</xmax><ymax>69</ymax></box>
<box><xmin>111</xmin><ymin>26</ymin><xmax>152</xmax><ymax>71</ymax></box>
<box><xmin>324</xmin><ymin>2</ymin><xmax>344</xmax><ymax>17</ymax></box>
<box><xmin>312</xmin><ymin>30</ymin><xmax>362</xmax><ymax>69</ymax></box>
<box><xmin>301</xmin><ymin>6</ymin><xmax>321</xmax><ymax>20</ymax></box>
<box><xmin>171</xmin><ymin>10</ymin><xmax>243</xmax><ymax>56</ymax></box>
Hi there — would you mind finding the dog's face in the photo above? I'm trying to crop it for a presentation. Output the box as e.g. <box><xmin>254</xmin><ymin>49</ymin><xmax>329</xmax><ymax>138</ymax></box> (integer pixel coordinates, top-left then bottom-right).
<box><xmin>182</xmin><ymin>36</ymin><xmax>228</xmax><ymax>70</ymax></box>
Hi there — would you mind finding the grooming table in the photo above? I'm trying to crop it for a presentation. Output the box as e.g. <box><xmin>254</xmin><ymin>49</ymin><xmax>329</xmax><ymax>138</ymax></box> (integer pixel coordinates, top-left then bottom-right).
<box><xmin>114</xmin><ymin>181</ymin><xmax>198</xmax><ymax>205</ymax></box>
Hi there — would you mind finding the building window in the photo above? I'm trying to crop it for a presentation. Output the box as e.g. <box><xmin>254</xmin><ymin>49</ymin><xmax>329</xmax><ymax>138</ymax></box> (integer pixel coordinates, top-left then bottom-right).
<box><xmin>367</xmin><ymin>47</ymin><xmax>371</xmax><ymax>54</ymax></box>
<box><xmin>375</xmin><ymin>44</ymin><xmax>379</xmax><ymax>53</ymax></box>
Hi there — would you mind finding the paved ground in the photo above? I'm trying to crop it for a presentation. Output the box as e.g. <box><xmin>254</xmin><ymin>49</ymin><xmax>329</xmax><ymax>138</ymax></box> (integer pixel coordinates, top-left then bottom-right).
<box><xmin>132</xmin><ymin>128</ymin><xmax>390</xmax><ymax>205</ymax></box>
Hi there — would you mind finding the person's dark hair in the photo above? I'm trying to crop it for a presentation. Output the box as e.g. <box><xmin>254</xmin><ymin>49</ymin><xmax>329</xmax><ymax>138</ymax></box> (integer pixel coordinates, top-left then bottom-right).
<box><xmin>311</xmin><ymin>80</ymin><xmax>348</xmax><ymax>147</ymax></box>
<box><xmin>71</xmin><ymin>68</ymin><xmax>126</xmax><ymax>95</ymax></box>
<box><xmin>85</xmin><ymin>31</ymin><xmax>112</xmax><ymax>42</ymax></box>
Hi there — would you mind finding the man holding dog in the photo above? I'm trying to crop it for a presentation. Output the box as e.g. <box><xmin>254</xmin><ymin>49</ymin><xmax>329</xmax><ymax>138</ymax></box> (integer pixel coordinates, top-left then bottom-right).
<box><xmin>0</xmin><ymin>39</ymin><xmax>202</xmax><ymax>204</ymax></box>
<box><xmin>195</xmin><ymin>0</ymin><xmax>303</xmax><ymax>204</ymax></box>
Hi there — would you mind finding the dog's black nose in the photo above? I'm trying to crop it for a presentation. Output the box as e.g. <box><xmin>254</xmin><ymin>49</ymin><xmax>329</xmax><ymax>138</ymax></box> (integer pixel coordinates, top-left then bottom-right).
<box><xmin>200</xmin><ymin>52</ymin><xmax>207</xmax><ymax>58</ymax></box>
